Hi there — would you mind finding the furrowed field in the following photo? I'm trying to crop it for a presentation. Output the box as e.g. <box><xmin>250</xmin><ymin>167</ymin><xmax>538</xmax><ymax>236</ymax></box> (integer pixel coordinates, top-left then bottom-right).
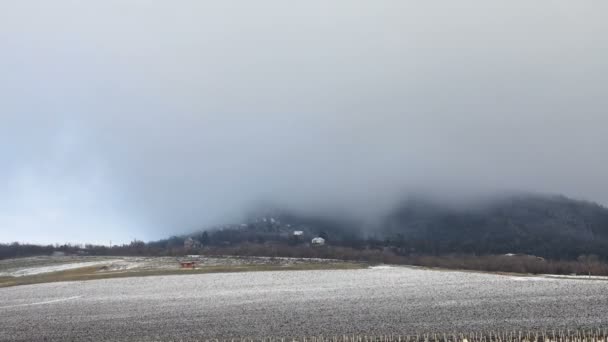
<box><xmin>1</xmin><ymin>262</ymin><xmax>608</xmax><ymax>342</ymax></box>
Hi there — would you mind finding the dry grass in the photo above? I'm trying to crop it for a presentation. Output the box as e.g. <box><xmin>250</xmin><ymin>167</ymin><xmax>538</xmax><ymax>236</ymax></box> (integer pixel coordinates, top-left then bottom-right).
<box><xmin>0</xmin><ymin>261</ymin><xmax>365</xmax><ymax>288</ymax></box>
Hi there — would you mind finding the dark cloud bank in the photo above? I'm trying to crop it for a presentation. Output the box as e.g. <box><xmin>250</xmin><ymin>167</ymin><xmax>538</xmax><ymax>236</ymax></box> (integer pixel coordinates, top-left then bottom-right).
<box><xmin>1</xmin><ymin>1</ymin><xmax>607</xmax><ymax>243</ymax></box>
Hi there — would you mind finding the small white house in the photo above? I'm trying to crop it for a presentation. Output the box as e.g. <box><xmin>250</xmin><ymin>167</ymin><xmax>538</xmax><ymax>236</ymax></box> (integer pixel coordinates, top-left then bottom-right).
<box><xmin>311</xmin><ymin>237</ymin><xmax>325</xmax><ymax>246</ymax></box>
<box><xmin>184</xmin><ymin>237</ymin><xmax>201</xmax><ymax>250</ymax></box>
<box><xmin>293</xmin><ymin>231</ymin><xmax>304</xmax><ymax>236</ymax></box>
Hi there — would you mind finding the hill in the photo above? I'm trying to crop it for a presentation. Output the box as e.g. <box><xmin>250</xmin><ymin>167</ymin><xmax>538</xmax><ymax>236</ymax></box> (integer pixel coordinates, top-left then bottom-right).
<box><xmin>180</xmin><ymin>193</ymin><xmax>608</xmax><ymax>260</ymax></box>
<box><xmin>381</xmin><ymin>194</ymin><xmax>608</xmax><ymax>259</ymax></box>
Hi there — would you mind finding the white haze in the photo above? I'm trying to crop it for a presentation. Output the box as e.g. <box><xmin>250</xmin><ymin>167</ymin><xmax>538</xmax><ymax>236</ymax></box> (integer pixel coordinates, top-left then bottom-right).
<box><xmin>1</xmin><ymin>1</ymin><xmax>607</xmax><ymax>243</ymax></box>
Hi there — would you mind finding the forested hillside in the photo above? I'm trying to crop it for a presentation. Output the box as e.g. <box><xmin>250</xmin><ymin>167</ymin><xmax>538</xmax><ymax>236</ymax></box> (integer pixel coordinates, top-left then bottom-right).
<box><xmin>175</xmin><ymin>193</ymin><xmax>608</xmax><ymax>260</ymax></box>
<box><xmin>381</xmin><ymin>194</ymin><xmax>608</xmax><ymax>259</ymax></box>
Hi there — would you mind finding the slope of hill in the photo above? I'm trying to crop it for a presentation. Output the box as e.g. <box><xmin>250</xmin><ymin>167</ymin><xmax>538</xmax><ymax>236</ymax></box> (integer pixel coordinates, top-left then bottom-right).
<box><xmin>381</xmin><ymin>194</ymin><xmax>608</xmax><ymax>259</ymax></box>
<box><xmin>148</xmin><ymin>193</ymin><xmax>608</xmax><ymax>261</ymax></box>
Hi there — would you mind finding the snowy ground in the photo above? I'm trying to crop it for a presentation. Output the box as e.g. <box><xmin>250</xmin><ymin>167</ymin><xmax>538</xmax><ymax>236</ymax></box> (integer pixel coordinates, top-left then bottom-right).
<box><xmin>543</xmin><ymin>274</ymin><xmax>608</xmax><ymax>280</ymax></box>
<box><xmin>1</xmin><ymin>266</ymin><xmax>608</xmax><ymax>341</ymax></box>
<box><xmin>0</xmin><ymin>260</ymin><xmax>120</xmax><ymax>277</ymax></box>
<box><xmin>0</xmin><ymin>255</ymin><xmax>351</xmax><ymax>278</ymax></box>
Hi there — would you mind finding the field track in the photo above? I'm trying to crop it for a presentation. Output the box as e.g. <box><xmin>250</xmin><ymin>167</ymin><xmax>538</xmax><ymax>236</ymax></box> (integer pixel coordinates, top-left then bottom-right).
<box><xmin>1</xmin><ymin>266</ymin><xmax>608</xmax><ymax>341</ymax></box>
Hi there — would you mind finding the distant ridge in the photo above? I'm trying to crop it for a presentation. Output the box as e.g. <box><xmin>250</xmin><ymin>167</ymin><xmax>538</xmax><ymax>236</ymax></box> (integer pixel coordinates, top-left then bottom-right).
<box><xmin>381</xmin><ymin>193</ymin><xmax>608</xmax><ymax>259</ymax></box>
<box><xmin>176</xmin><ymin>193</ymin><xmax>608</xmax><ymax>260</ymax></box>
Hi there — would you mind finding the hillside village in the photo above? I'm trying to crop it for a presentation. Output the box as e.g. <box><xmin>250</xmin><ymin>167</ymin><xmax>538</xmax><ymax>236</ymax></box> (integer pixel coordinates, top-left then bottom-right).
<box><xmin>183</xmin><ymin>215</ymin><xmax>328</xmax><ymax>251</ymax></box>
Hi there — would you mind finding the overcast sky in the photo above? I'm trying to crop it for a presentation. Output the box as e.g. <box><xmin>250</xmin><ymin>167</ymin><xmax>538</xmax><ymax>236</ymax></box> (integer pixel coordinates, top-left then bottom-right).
<box><xmin>1</xmin><ymin>1</ymin><xmax>607</xmax><ymax>244</ymax></box>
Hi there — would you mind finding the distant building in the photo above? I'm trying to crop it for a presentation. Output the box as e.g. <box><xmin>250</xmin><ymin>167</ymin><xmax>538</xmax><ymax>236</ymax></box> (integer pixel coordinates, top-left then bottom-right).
<box><xmin>184</xmin><ymin>237</ymin><xmax>201</xmax><ymax>250</ymax></box>
<box><xmin>179</xmin><ymin>261</ymin><xmax>196</xmax><ymax>269</ymax></box>
<box><xmin>293</xmin><ymin>231</ymin><xmax>304</xmax><ymax>236</ymax></box>
<box><xmin>311</xmin><ymin>237</ymin><xmax>325</xmax><ymax>246</ymax></box>
<box><xmin>51</xmin><ymin>251</ymin><xmax>66</xmax><ymax>257</ymax></box>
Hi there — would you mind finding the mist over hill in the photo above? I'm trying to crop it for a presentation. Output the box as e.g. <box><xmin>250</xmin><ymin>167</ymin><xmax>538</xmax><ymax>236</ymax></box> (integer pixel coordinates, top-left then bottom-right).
<box><xmin>179</xmin><ymin>193</ymin><xmax>608</xmax><ymax>260</ymax></box>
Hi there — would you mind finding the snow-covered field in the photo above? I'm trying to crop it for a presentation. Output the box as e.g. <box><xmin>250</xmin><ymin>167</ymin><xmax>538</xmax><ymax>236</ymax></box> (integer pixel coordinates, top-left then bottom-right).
<box><xmin>543</xmin><ymin>274</ymin><xmax>608</xmax><ymax>280</ymax></box>
<box><xmin>1</xmin><ymin>266</ymin><xmax>607</xmax><ymax>341</ymax></box>
<box><xmin>0</xmin><ymin>255</ymin><xmax>352</xmax><ymax>278</ymax></box>
<box><xmin>0</xmin><ymin>260</ymin><xmax>120</xmax><ymax>277</ymax></box>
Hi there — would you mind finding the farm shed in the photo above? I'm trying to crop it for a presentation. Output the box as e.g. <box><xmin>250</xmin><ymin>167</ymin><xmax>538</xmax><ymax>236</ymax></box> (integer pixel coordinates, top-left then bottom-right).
<box><xmin>180</xmin><ymin>261</ymin><xmax>196</xmax><ymax>269</ymax></box>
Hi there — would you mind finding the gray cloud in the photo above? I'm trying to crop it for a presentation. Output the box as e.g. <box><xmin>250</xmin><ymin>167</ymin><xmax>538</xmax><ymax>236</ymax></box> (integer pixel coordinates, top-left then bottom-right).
<box><xmin>1</xmin><ymin>1</ymin><xmax>607</xmax><ymax>243</ymax></box>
